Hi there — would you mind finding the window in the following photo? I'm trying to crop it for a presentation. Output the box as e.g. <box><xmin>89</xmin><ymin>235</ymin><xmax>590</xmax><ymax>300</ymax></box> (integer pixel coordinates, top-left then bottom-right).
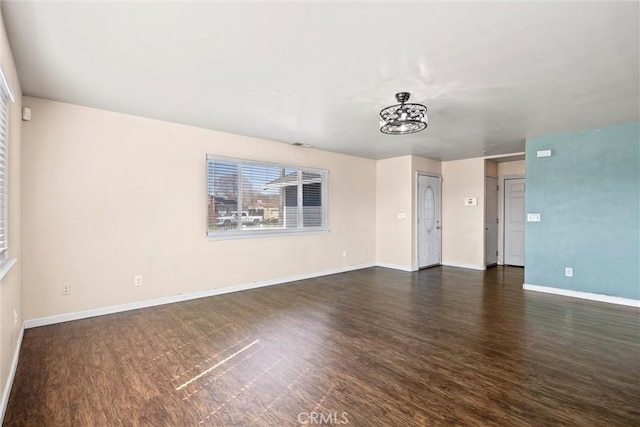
<box><xmin>0</xmin><ymin>65</ymin><xmax>14</xmax><ymax>261</ymax></box>
<box><xmin>207</xmin><ymin>156</ymin><xmax>327</xmax><ymax>238</ymax></box>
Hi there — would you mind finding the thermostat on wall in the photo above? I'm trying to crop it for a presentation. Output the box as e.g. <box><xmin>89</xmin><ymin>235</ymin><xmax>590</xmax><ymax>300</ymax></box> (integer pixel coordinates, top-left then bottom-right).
<box><xmin>464</xmin><ymin>197</ymin><xmax>478</xmax><ymax>207</ymax></box>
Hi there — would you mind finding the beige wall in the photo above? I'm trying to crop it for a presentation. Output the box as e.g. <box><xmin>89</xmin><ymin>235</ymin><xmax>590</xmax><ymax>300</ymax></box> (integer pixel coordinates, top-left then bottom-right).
<box><xmin>433</xmin><ymin>157</ymin><xmax>525</xmax><ymax>269</ymax></box>
<box><xmin>412</xmin><ymin>156</ymin><xmax>442</xmax><ymax>177</ymax></box>
<box><xmin>0</xmin><ymin>7</ymin><xmax>22</xmax><ymax>416</ymax></box>
<box><xmin>21</xmin><ymin>97</ymin><xmax>376</xmax><ymax>319</ymax></box>
<box><xmin>375</xmin><ymin>156</ymin><xmax>412</xmax><ymax>269</ymax></box>
<box><xmin>375</xmin><ymin>154</ymin><xmax>491</xmax><ymax>271</ymax></box>
<box><xmin>498</xmin><ymin>159</ymin><xmax>525</xmax><ymax>176</ymax></box>
<box><xmin>441</xmin><ymin>157</ymin><xmax>485</xmax><ymax>269</ymax></box>
<box><xmin>485</xmin><ymin>159</ymin><xmax>498</xmax><ymax>177</ymax></box>
<box><xmin>375</xmin><ymin>155</ymin><xmax>442</xmax><ymax>271</ymax></box>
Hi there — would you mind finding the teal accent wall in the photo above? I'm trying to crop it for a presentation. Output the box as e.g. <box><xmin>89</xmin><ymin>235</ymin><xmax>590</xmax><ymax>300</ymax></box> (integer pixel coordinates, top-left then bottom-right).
<box><xmin>525</xmin><ymin>123</ymin><xmax>640</xmax><ymax>300</ymax></box>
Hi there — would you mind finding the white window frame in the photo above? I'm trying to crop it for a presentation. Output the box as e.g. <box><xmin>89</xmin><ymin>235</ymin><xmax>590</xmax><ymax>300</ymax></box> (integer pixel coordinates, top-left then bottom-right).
<box><xmin>0</xmin><ymin>65</ymin><xmax>15</xmax><ymax>263</ymax></box>
<box><xmin>206</xmin><ymin>155</ymin><xmax>329</xmax><ymax>240</ymax></box>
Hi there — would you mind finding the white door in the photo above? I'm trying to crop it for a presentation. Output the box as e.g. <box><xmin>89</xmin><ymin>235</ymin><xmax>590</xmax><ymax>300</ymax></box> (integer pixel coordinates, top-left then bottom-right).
<box><xmin>485</xmin><ymin>177</ymin><xmax>498</xmax><ymax>266</ymax></box>
<box><xmin>504</xmin><ymin>178</ymin><xmax>525</xmax><ymax>266</ymax></box>
<box><xmin>417</xmin><ymin>174</ymin><xmax>442</xmax><ymax>268</ymax></box>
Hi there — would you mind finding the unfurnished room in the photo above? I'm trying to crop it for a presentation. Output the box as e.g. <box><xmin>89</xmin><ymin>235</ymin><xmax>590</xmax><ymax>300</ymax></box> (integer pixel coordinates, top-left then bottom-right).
<box><xmin>0</xmin><ymin>1</ymin><xmax>638</xmax><ymax>426</ymax></box>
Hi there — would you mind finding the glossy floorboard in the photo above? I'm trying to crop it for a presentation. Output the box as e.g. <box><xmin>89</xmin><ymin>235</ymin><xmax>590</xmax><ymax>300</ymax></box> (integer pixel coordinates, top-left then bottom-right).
<box><xmin>4</xmin><ymin>266</ymin><xmax>640</xmax><ymax>426</ymax></box>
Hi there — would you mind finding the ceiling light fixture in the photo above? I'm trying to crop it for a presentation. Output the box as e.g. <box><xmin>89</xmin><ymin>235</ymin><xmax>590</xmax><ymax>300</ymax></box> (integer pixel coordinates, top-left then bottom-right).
<box><xmin>379</xmin><ymin>92</ymin><xmax>428</xmax><ymax>135</ymax></box>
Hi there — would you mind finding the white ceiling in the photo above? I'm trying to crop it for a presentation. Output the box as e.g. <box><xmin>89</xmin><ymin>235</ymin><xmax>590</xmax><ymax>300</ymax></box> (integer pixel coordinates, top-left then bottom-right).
<box><xmin>3</xmin><ymin>1</ymin><xmax>639</xmax><ymax>161</ymax></box>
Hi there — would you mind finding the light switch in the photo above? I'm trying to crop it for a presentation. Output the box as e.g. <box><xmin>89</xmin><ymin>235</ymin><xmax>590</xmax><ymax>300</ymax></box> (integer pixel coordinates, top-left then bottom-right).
<box><xmin>22</xmin><ymin>107</ymin><xmax>32</xmax><ymax>121</ymax></box>
<box><xmin>464</xmin><ymin>197</ymin><xmax>478</xmax><ymax>207</ymax></box>
<box><xmin>527</xmin><ymin>213</ymin><xmax>541</xmax><ymax>222</ymax></box>
<box><xmin>397</xmin><ymin>212</ymin><xmax>407</xmax><ymax>219</ymax></box>
<box><xmin>536</xmin><ymin>149</ymin><xmax>552</xmax><ymax>158</ymax></box>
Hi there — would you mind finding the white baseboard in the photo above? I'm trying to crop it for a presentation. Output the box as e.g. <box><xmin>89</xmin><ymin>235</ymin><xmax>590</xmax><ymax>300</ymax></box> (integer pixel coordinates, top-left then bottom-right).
<box><xmin>440</xmin><ymin>262</ymin><xmax>487</xmax><ymax>271</ymax></box>
<box><xmin>523</xmin><ymin>284</ymin><xmax>640</xmax><ymax>308</ymax></box>
<box><xmin>377</xmin><ymin>262</ymin><xmax>490</xmax><ymax>272</ymax></box>
<box><xmin>24</xmin><ymin>263</ymin><xmax>376</xmax><ymax>329</ymax></box>
<box><xmin>375</xmin><ymin>263</ymin><xmax>416</xmax><ymax>272</ymax></box>
<box><xmin>0</xmin><ymin>323</ymin><xmax>24</xmax><ymax>424</ymax></box>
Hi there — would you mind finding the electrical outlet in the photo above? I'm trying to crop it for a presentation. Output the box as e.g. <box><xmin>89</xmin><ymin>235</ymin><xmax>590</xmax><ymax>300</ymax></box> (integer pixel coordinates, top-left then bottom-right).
<box><xmin>134</xmin><ymin>275</ymin><xmax>143</xmax><ymax>286</ymax></box>
<box><xmin>342</xmin><ymin>251</ymin><xmax>347</xmax><ymax>258</ymax></box>
<box><xmin>62</xmin><ymin>284</ymin><xmax>71</xmax><ymax>296</ymax></box>
<box><xmin>565</xmin><ymin>267</ymin><xmax>573</xmax><ymax>277</ymax></box>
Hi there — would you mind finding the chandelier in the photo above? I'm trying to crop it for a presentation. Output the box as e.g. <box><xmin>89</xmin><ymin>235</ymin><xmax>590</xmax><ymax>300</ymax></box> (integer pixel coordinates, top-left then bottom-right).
<box><xmin>379</xmin><ymin>92</ymin><xmax>428</xmax><ymax>135</ymax></box>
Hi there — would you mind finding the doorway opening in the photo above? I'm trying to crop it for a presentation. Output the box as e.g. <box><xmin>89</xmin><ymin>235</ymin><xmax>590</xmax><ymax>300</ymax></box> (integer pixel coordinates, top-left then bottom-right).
<box><xmin>485</xmin><ymin>176</ymin><xmax>499</xmax><ymax>267</ymax></box>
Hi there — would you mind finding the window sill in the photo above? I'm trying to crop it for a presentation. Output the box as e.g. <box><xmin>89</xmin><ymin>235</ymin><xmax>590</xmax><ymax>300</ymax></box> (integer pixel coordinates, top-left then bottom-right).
<box><xmin>0</xmin><ymin>257</ymin><xmax>17</xmax><ymax>281</ymax></box>
<box><xmin>207</xmin><ymin>228</ymin><xmax>330</xmax><ymax>241</ymax></box>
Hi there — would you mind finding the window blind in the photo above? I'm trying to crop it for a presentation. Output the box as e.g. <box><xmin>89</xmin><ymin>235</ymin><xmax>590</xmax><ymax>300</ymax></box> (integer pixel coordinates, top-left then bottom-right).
<box><xmin>0</xmin><ymin>65</ymin><xmax>15</xmax><ymax>261</ymax></box>
<box><xmin>0</xmin><ymin>83</ymin><xmax>8</xmax><ymax>258</ymax></box>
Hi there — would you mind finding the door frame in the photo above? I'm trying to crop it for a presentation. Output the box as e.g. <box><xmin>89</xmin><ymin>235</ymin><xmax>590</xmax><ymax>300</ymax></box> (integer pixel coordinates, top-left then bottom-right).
<box><xmin>485</xmin><ymin>176</ymin><xmax>499</xmax><ymax>267</ymax></box>
<box><xmin>415</xmin><ymin>172</ymin><xmax>442</xmax><ymax>270</ymax></box>
<box><xmin>499</xmin><ymin>174</ymin><xmax>525</xmax><ymax>265</ymax></box>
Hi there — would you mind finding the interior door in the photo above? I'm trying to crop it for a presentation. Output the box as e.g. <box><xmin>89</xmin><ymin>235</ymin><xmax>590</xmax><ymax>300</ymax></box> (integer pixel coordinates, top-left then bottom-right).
<box><xmin>504</xmin><ymin>178</ymin><xmax>525</xmax><ymax>266</ymax></box>
<box><xmin>485</xmin><ymin>176</ymin><xmax>498</xmax><ymax>266</ymax></box>
<box><xmin>417</xmin><ymin>174</ymin><xmax>441</xmax><ymax>268</ymax></box>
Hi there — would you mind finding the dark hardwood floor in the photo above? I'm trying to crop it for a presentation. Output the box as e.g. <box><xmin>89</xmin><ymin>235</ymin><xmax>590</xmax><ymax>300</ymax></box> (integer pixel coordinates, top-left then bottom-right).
<box><xmin>4</xmin><ymin>266</ymin><xmax>639</xmax><ymax>426</ymax></box>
